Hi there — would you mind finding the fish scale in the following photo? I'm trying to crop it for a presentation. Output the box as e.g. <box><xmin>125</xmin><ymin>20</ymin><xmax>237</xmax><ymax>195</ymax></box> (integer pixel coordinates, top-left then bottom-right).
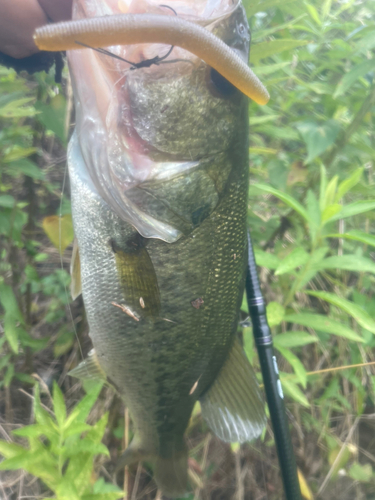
<box><xmin>69</xmin><ymin>120</ymin><xmax>250</xmax><ymax>436</ymax></box>
<box><xmin>67</xmin><ymin>1</ymin><xmax>265</xmax><ymax>496</ymax></box>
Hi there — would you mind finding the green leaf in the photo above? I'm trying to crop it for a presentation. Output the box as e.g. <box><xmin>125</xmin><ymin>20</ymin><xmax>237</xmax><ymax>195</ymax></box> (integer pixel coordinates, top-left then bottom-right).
<box><xmin>93</xmin><ymin>478</ymin><xmax>124</xmax><ymax>494</ymax></box>
<box><xmin>4</xmin><ymin>158</ymin><xmax>45</xmax><ymax>180</ymax></box>
<box><xmin>0</xmin><ymin>284</ymin><xmax>24</xmax><ymax>322</ymax></box>
<box><xmin>33</xmin><ymin>386</ymin><xmax>56</xmax><ymax>428</ymax></box>
<box><xmin>306</xmin><ymin>189</ymin><xmax>321</xmax><ymax>234</ymax></box>
<box><xmin>54</xmin><ymin>329</ymin><xmax>75</xmax><ymax>357</ymax></box>
<box><xmin>0</xmin><ymin>282</ymin><xmax>27</xmax><ymax>353</ymax></box>
<box><xmin>273</xmin><ymin>332</ymin><xmax>318</xmax><ymax>348</ymax></box>
<box><xmin>251</xmin><ymin>40</ymin><xmax>309</xmax><ymax>64</ymax></box>
<box><xmin>295</xmin><ymin>247</ymin><xmax>330</xmax><ymax>290</ymax></box>
<box><xmin>15</xmin><ymin>372</ymin><xmax>37</xmax><ymax>385</ymax></box>
<box><xmin>254</xmin><ymin>248</ymin><xmax>281</xmax><ymax>270</ymax></box>
<box><xmin>296</xmin><ymin>120</ymin><xmax>340</xmax><ymax>164</ymax></box>
<box><xmin>252</xmin><ymin>184</ymin><xmax>309</xmax><ymax>222</ymax></box>
<box><xmin>348</xmin><ymin>463</ymin><xmax>373</xmax><ymax>483</ymax></box>
<box><xmin>0</xmin><ymin>354</ymin><xmax>11</xmax><ymax>371</ymax></box>
<box><xmin>42</xmin><ymin>215</ymin><xmax>74</xmax><ymax>255</ymax></box>
<box><xmin>55</xmin><ymin>477</ymin><xmax>81</xmax><ymax>500</ymax></box>
<box><xmin>35</xmin><ymin>94</ymin><xmax>67</xmax><ymax>145</ymax></box>
<box><xmin>0</xmin><ymin>440</ymin><xmax>26</xmax><ymax>459</ymax></box>
<box><xmin>313</xmin><ymin>255</ymin><xmax>375</xmax><ymax>275</ymax></box>
<box><xmin>253</xmin><ymin>62</ymin><xmax>290</xmax><ymax>75</ymax></box>
<box><xmin>279</xmin><ymin>376</ymin><xmax>310</xmax><ymax>407</ymax></box>
<box><xmin>321</xmin><ymin>203</ymin><xmax>342</xmax><ymax>223</ymax></box>
<box><xmin>62</xmin><ymin>440</ymin><xmax>109</xmax><ymax>459</ymax></box>
<box><xmin>327</xmin><ymin>200</ymin><xmax>375</xmax><ymax>222</ymax></box>
<box><xmin>284</xmin><ymin>313</ymin><xmax>364</xmax><ymax>342</ymax></box>
<box><xmin>244</xmin><ymin>0</ymin><xmax>299</xmax><ymax>16</ymax></box>
<box><xmin>0</xmin><ymin>195</ymin><xmax>16</xmax><ymax>208</ymax></box>
<box><xmin>3</xmin><ymin>315</ymin><xmax>19</xmax><ymax>354</ymax></box>
<box><xmin>53</xmin><ymin>381</ymin><xmax>67</xmax><ymax>428</ymax></box>
<box><xmin>85</xmin><ymin>412</ymin><xmax>108</xmax><ymax>443</ymax></box>
<box><xmin>334</xmin><ymin>59</ymin><xmax>375</xmax><ymax>98</ymax></box>
<box><xmin>355</xmin><ymin>28</ymin><xmax>375</xmax><ymax>53</ymax></box>
<box><xmin>0</xmin><ymin>97</ymin><xmax>36</xmax><ymax>118</ymax></box>
<box><xmin>319</xmin><ymin>164</ymin><xmax>327</xmax><ymax>212</ymax></box>
<box><xmin>12</xmin><ymin>424</ymin><xmax>57</xmax><ymax>439</ymax></box>
<box><xmin>252</xmin><ymin>17</ymin><xmax>306</xmax><ymax>41</ymax></box>
<box><xmin>81</xmin><ymin>494</ymin><xmax>125</xmax><ymax>500</ymax></box>
<box><xmin>323</xmin><ymin>175</ymin><xmax>339</xmax><ymax>209</ymax></box>
<box><xmin>242</xmin><ymin>327</ymin><xmax>255</xmax><ymax>364</ymax></box>
<box><xmin>64</xmin><ymin>383</ymin><xmax>103</xmax><ymax>428</ymax></box>
<box><xmin>275</xmin><ymin>247</ymin><xmax>309</xmax><ymax>275</ymax></box>
<box><xmin>63</xmin><ymin>423</ymin><xmax>92</xmax><ymax>439</ymax></box>
<box><xmin>2</xmin><ymin>145</ymin><xmax>37</xmax><ymax>162</ymax></box>
<box><xmin>0</xmin><ymin>447</ymin><xmax>58</xmax><ymax>489</ymax></box>
<box><xmin>277</xmin><ymin>347</ymin><xmax>307</xmax><ymax>388</ymax></box>
<box><xmin>305</xmin><ymin>291</ymin><xmax>375</xmax><ymax>335</ymax></box>
<box><xmin>305</xmin><ymin>2</ymin><xmax>321</xmax><ymax>25</ymax></box>
<box><xmin>65</xmin><ymin>454</ymin><xmax>94</xmax><ymax>495</ymax></box>
<box><xmin>266</xmin><ymin>301</ymin><xmax>285</xmax><ymax>327</ymax></box>
<box><xmin>249</xmin><ymin>146</ymin><xmax>278</xmax><ymax>155</ymax></box>
<box><xmin>250</xmin><ymin>115</ymin><xmax>281</xmax><ymax>125</ymax></box>
<box><xmin>327</xmin><ymin>231</ymin><xmax>375</xmax><ymax>248</ymax></box>
<box><xmin>335</xmin><ymin>168</ymin><xmax>364</xmax><ymax>202</ymax></box>
<box><xmin>4</xmin><ymin>363</ymin><xmax>15</xmax><ymax>387</ymax></box>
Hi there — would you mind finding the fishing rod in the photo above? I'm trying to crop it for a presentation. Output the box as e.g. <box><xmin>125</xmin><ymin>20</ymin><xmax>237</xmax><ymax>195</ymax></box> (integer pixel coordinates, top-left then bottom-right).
<box><xmin>245</xmin><ymin>230</ymin><xmax>302</xmax><ymax>500</ymax></box>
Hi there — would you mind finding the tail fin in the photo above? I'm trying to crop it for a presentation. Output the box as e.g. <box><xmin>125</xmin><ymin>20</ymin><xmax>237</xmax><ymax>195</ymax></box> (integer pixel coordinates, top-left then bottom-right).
<box><xmin>115</xmin><ymin>434</ymin><xmax>188</xmax><ymax>498</ymax></box>
<box><xmin>154</xmin><ymin>447</ymin><xmax>188</xmax><ymax>498</ymax></box>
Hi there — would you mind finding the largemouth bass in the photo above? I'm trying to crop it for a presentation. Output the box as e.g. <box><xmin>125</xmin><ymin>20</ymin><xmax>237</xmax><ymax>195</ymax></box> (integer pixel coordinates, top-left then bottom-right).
<box><xmin>67</xmin><ymin>0</ymin><xmax>266</xmax><ymax>495</ymax></box>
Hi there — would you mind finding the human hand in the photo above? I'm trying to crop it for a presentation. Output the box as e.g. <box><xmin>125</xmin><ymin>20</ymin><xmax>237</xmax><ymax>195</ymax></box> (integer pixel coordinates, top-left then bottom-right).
<box><xmin>0</xmin><ymin>0</ymin><xmax>72</xmax><ymax>58</ymax></box>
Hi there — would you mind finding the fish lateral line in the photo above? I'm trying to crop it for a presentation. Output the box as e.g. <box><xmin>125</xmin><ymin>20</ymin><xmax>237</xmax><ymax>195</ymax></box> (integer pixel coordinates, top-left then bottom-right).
<box><xmin>33</xmin><ymin>13</ymin><xmax>270</xmax><ymax>104</ymax></box>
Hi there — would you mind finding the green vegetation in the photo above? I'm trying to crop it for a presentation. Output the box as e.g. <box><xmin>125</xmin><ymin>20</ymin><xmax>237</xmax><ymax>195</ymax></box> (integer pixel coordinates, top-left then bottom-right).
<box><xmin>1</xmin><ymin>0</ymin><xmax>375</xmax><ymax>498</ymax></box>
<box><xmin>0</xmin><ymin>382</ymin><xmax>123</xmax><ymax>500</ymax></box>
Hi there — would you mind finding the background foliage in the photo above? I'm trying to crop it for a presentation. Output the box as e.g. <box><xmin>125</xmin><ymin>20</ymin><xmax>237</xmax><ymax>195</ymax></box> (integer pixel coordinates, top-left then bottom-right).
<box><xmin>1</xmin><ymin>0</ymin><xmax>375</xmax><ymax>499</ymax></box>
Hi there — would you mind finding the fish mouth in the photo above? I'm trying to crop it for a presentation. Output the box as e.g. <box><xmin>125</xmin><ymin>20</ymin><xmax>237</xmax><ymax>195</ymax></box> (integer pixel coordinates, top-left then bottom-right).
<box><xmin>73</xmin><ymin>0</ymin><xmax>242</xmax><ymax>66</ymax></box>
<box><xmin>74</xmin><ymin>0</ymin><xmax>240</xmax><ymax>22</ymax></box>
<box><xmin>69</xmin><ymin>0</ymin><xmax>249</xmax><ymax>242</ymax></box>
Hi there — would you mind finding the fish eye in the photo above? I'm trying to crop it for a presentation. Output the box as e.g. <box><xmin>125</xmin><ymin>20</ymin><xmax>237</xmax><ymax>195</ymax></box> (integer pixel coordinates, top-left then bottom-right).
<box><xmin>209</xmin><ymin>68</ymin><xmax>237</xmax><ymax>97</ymax></box>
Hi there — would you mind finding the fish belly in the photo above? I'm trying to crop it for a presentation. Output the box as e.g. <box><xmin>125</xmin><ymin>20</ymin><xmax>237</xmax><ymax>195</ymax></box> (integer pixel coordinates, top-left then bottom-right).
<box><xmin>68</xmin><ymin>119</ymin><xmax>249</xmax><ymax>453</ymax></box>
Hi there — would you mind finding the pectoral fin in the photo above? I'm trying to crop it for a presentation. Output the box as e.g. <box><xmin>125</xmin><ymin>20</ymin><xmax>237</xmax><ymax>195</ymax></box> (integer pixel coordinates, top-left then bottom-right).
<box><xmin>70</xmin><ymin>237</ymin><xmax>82</xmax><ymax>300</ymax></box>
<box><xmin>113</xmin><ymin>240</ymin><xmax>161</xmax><ymax>319</ymax></box>
<box><xmin>68</xmin><ymin>349</ymin><xmax>106</xmax><ymax>382</ymax></box>
<box><xmin>200</xmin><ymin>337</ymin><xmax>266</xmax><ymax>443</ymax></box>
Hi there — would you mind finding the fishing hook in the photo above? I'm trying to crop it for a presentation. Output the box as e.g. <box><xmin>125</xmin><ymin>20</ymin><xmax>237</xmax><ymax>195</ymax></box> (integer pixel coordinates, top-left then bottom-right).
<box><xmin>74</xmin><ymin>4</ymin><xmax>177</xmax><ymax>70</ymax></box>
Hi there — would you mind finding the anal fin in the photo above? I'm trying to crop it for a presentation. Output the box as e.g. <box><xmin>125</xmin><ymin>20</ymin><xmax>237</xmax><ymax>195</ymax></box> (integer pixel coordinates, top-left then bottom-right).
<box><xmin>200</xmin><ymin>337</ymin><xmax>266</xmax><ymax>443</ymax></box>
<box><xmin>68</xmin><ymin>349</ymin><xmax>106</xmax><ymax>382</ymax></box>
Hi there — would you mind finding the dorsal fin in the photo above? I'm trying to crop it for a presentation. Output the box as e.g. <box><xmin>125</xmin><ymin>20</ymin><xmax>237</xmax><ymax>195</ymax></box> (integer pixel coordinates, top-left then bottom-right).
<box><xmin>70</xmin><ymin>237</ymin><xmax>82</xmax><ymax>300</ymax></box>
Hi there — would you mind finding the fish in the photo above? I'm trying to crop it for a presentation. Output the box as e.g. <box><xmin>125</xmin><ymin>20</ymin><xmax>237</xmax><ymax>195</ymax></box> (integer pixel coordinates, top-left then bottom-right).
<box><xmin>65</xmin><ymin>0</ymin><xmax>266</xmax><ymax>496</ymax></box>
